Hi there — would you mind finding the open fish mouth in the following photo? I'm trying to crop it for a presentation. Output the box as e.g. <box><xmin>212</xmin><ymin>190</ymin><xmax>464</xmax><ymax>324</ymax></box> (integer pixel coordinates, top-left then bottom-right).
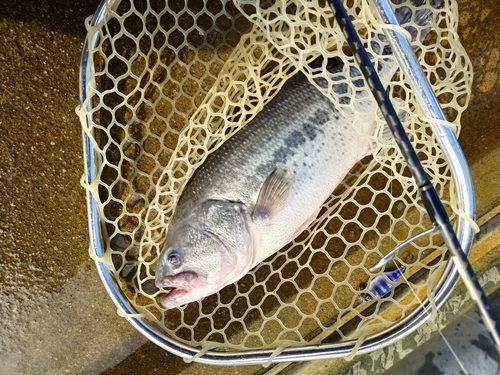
<box><xmin>155</xmin><ymin>278</ymin><xmax>185</xmax><ymax>293</ymax></box>
<box><xmin>155</xmin><ymin>271</ymin><xmax>199</xmax><ymax>291</ymax></box>
<box><xmin>155</xmin><ymin>270</ymin><xmax>210</xmax><ymax>308</ymax></box>
<box><xmin>161</xmin><ymin>287</ymin><xmax>187</xmax><ymax>298</ymax></box>
<box><xmin>159</xmin><ymin>287</ymin><xmax>190</xmax><ymax>309</ymax></box>
<box><xmin>155</xmin><ymin>277</ymin><xmax>189</xmax><ymax>304</ymax></box>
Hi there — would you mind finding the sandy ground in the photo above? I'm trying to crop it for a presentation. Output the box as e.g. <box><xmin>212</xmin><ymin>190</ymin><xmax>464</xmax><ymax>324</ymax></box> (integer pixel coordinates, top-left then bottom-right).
<box><xmin>1</xmin><ymin>0</ymin><xmax>500</xmax><ymax>374</ymax></box>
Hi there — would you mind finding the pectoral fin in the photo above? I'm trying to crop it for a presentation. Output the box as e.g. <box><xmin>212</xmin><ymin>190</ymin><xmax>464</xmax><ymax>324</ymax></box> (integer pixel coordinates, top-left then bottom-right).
<box><xmin>253</xmin><ymin>167</ymin><xmax>295</xmax><ymax>223</ymax></box>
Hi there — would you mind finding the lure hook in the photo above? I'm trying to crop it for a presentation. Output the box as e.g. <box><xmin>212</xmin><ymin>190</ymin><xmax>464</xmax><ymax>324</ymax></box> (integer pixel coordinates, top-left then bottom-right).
<box><xmin>369</xmin><ymin>224</ymin><xmax>438</xmax><ymax>272</ymax></box>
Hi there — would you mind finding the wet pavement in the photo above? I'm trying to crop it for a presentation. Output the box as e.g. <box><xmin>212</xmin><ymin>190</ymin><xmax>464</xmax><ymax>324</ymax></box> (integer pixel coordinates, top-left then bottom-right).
<box><xmin>1</xmin><ymin>0</ymin><xmax>500</xmax><ymax>374</ymax></box>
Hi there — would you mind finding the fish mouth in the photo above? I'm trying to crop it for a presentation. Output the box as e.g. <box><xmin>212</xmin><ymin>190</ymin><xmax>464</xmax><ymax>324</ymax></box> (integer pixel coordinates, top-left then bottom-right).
<box><xmin>158</xmin><ymin>287</ymin><xmax>189</xmax><ymax>309</ymax></box>
<box><xmin>155</xmin><ymin>270</ymin><xmax>199</xmax><ymax>289</ymax></box>
<box><xmin>155</xmin><ymin>277</ymin><xmax>189</xmax><ymax>308</ymax></box>
<box><xmin>161</xmin><ymin>286</ymin><xmax>187</xmax><ymax>299</ymax></box>
<box><xmin>155</xmin><ymin>270</ymin><xmax>201</xmax><ymax>308</ymax></box>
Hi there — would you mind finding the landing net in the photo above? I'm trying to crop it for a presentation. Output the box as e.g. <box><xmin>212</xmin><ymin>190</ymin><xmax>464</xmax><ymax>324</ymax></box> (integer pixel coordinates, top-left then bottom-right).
<box><xmin>77</xmin><ymin>0</ymin><xmax>473</xmax><ymax>362</ymax></box>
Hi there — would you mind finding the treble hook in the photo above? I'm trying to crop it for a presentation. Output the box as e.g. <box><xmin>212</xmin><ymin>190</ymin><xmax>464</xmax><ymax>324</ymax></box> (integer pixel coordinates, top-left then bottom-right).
<box><xmin>369</xmin><ymin>224</ymin><xmax>438</xmax><ymax>272</ymax></box>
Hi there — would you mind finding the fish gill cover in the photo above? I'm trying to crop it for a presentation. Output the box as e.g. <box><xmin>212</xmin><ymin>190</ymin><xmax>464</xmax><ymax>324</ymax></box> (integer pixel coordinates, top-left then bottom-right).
<box><xmin>77</xmin><ymin>0</ymin><xmax>473</xmax><ymax>362</ymax></box>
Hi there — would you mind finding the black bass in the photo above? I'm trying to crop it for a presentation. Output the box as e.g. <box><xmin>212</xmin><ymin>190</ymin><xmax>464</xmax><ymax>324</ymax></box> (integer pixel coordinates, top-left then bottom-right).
<box><xmin>155</xmin><ymin>1</ymin><xmax>441</xmax><ymax>309</ymax></box>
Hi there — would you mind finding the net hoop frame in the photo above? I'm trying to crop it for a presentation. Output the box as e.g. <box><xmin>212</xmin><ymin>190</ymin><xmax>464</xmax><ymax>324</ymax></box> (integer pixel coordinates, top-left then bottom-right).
<box><xmin>78</xmin><ymin>0</ymin><xmax>475</xmax><ymax>365</ymax></box>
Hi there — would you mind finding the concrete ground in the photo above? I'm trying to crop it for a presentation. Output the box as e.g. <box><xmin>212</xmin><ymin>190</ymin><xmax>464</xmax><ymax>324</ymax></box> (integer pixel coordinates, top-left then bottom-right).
<box><xmin>1</xmin><ymin>0</ymin><xmax>500</xmax><ymax>374</ymax></box>
<box><xmin>383</xmin><ymin>289</ymin><xmax>500</xmax><ymax>375</ymax></box>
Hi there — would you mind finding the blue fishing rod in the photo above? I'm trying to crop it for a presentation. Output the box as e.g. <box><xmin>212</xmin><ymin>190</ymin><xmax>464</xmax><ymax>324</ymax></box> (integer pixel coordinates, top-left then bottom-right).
<box><xmin>327</xmin><ymin>0</ymin><xmax>500</xmax><ymax>355</ymax></box>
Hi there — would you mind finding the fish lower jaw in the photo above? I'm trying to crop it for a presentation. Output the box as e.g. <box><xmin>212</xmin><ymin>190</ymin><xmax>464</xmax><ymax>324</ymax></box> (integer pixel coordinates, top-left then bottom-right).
<box><xmin>155</xmin><ymin>279</ymin><xmax>186</xmax><ymax>297</ymax></box>
<box><xmin>160</xmin><ymin>287</ymin><xmax>188</xmax><ymax>309</ymax></box>
<box><xmin>155</xmin><ymin>277</ymin><xmax>185</xmax><ymax>298</ymax></box>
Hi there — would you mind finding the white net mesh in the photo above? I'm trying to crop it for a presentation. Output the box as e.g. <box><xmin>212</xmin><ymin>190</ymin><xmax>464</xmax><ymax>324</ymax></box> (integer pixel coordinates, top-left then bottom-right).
<box><xmin>78</xmin><ymin>0</ymin><xmax>473</xmax><ymax>359</ymax></box>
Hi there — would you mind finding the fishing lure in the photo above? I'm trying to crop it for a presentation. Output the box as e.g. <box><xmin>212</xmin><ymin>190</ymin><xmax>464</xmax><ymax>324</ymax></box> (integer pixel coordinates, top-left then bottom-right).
<box><xmin>359</xmin><ymin>266</ymin><xmax>406</xmax><ymax>302</ymax></box>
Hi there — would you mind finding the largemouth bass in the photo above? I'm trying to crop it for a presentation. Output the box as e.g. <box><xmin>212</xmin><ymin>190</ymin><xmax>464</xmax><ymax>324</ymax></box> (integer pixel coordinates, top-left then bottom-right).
<box><xmin>155</xmin><ymin>1</ymin><xmax>441</xmax><ymax>309</ymax></box>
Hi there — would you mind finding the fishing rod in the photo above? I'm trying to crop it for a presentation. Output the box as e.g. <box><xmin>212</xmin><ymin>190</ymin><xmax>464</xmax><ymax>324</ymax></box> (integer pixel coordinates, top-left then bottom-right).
<box><xmin>327</xmin><ymin>0</ymin><xmax>500</xmax><ymax>356</ymax></box>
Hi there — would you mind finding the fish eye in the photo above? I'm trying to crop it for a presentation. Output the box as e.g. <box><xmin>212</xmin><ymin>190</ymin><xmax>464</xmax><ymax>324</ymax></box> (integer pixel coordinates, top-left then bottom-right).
<box><xmin>167</xmin><ymin>250</ymin><xmax>182</xmax><ymax>267</ymax></box>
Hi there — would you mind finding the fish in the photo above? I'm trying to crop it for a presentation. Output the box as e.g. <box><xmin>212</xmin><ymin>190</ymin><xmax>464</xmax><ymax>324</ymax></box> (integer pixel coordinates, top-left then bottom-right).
<box><xmin>155</xmin><ymin>1</ymin><xmax>442</xmax><ymax>309</ymax></box>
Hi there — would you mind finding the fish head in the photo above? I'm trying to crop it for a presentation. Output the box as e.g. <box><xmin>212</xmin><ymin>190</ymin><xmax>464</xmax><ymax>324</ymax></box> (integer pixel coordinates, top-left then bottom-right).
<box><xmin>155</xmin><ymin>200</ymin><xmax>258</xmax><ymax>309</ymax></box>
